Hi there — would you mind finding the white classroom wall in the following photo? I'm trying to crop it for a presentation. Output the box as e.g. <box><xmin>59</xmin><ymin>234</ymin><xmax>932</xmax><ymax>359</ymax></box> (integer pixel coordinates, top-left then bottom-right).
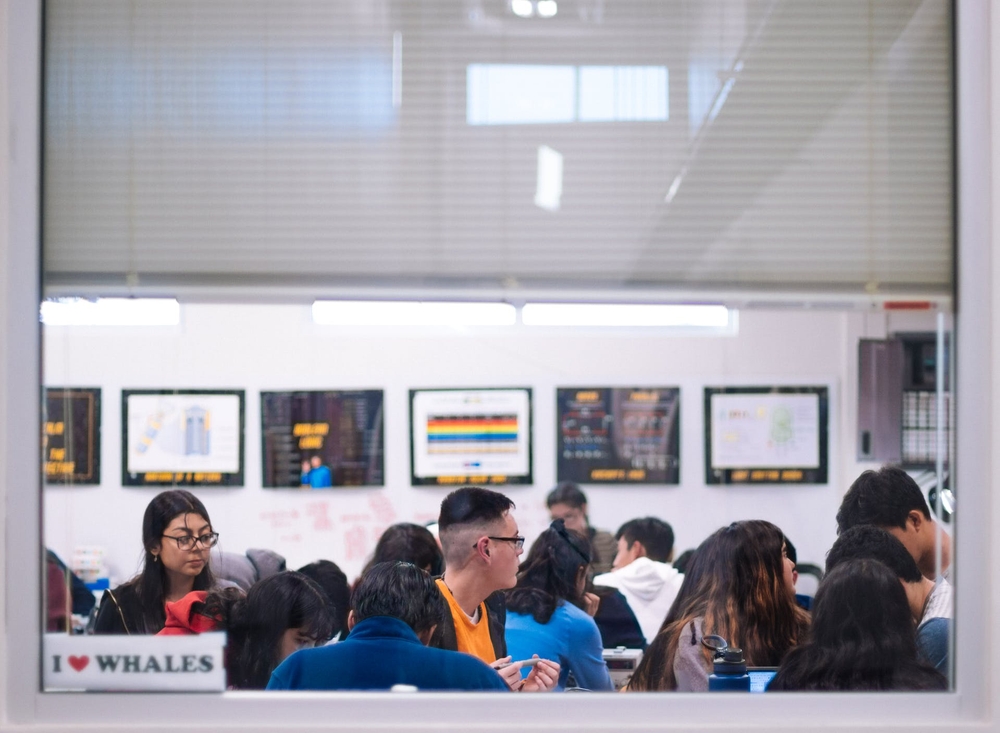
<box><xmin>41</xmin><ymin>303</ymin><xmax>941</xmax><ymax>584</ymax></box>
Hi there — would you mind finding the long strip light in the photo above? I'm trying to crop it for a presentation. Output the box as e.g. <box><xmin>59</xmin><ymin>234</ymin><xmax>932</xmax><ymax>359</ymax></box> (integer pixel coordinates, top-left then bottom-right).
<box><xmin>521</xmin><ymin>303</ymin><xmax>732</xmax><ymax>328</ymax></box>
<box><xmin>40</xmin><ymin>298</ymin><xmax>180</xmax><ymax>326</ymax></box>
<box><xmin>312</xmin><ymin>300</ymin><xmax>517</xmax><ymax>327</ymax></box>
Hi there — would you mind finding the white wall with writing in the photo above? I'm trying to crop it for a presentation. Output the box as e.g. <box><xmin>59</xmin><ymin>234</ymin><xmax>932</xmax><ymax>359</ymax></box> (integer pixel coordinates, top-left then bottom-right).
<box><xmin>42</xmin><ymin>304</ymin><xmax>938</xmax><ymax>585</ymax></box>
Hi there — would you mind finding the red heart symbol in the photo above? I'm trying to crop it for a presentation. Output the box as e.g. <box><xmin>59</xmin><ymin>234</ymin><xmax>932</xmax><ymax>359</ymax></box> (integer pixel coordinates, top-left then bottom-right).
<box><xmin>68</xmin><ymin>655</ymin><xmax>90</xmax><ymax>672</ymax></box>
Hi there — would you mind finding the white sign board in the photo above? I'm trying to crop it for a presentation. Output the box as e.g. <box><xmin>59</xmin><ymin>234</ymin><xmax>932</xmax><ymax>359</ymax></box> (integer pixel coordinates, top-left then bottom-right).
<box><xmin>710</xmin><ymin>392</ymin><xmax>820</xmax><ymax>469</ymax></box>
<box><xmin>411</xmin><ymin>389</ymin><xmax>532</xmax><ymax>482</ymax></box>
<box><xmin>44</xmin><ymin>632</ymin><xmax>227</xmax><ymax>692</ymax></box>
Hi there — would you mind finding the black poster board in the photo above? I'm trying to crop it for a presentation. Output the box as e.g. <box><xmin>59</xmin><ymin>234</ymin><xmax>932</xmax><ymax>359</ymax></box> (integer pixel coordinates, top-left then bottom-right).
<box><xmin>44</xmin><ymin>388</ymin><xmax>101</xmax><ymax>485</ymax></box>
<box><xmin>557</xmin><ymin>387</ymin><xmax>680</xmax><ymax>484</ymax></box>
<box><xmin>704</xmin><ymin>386</ymin><xmax>829</xmax><ymax>485</ymax></box>
<box><xmin>261</xmin><ymin>390</ymin><xmax>384</xmax><ymax>488</ymax></box>
<box><xmin>122</xmin><ymin>390</ymin><xmax>245</xmax><ymax>487</ymax></box>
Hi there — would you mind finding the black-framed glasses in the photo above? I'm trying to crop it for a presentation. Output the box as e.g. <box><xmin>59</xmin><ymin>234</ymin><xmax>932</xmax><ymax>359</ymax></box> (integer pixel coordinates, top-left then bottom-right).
<box><xmin>479</xmin><ymin>535</ymin><xmax>525</xmax><ymax>550</ymax></box>
<box><xmin>161</xmin><ymin>532</ymin><xmax>219</xmax><ymax>551</ymax></box>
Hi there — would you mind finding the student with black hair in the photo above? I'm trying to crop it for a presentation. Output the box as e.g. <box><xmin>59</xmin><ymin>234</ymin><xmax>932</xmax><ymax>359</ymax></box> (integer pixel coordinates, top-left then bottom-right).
<box><xmin>769</xmin><ymin>559</ymin><xmax>946</xmax><ymax>692</ymax></box>
<box><xmin>546</xmin><ymin>482</ymin><xmax>617</xmax><ymax>574</ymax></box>
<box><xmin>267</xmin><ymin>562</ymin><xmax>509</xmax><ymax>692</ymax></box>
<box><xmin>429</xmin><ymin>486</ymin><xmax>560</xmax><ymax>691</ymax></box>
<box><xmin>593</xmin><ymin>517</ymin><xmax>683</xmax><ymax>645</ymax></box>
<box><xmin>297</xmin><ymin>560</ymin><xmax>351</xmax><ymax>640</ymax></box>
<box><xmin>157</xmin><ymin>571</ymin><xmax>335</xmax><ymax>689</ymax></box>
<box><xmin>94</xmin><ymin>490</ymin><xmax>224</xmax><ymax>635</ymax></box>
<box><xmin>837</xmin><ymin>466</ymin><xmax>952</xmax><ymax>579</ymax></box>
<box><xmin>364</xmin><ymin>522</ymin><xmax>444</xmax><ymax>576</ymax></box>
<box><xmin>505</xmin><ymin>521</ymin><xmax>614</xmax><ymax>691</ymax></box>
<box><xmin>825</xmin><ymin>525</ymin><xmax>952</xmax><ymax>676</ymax></box>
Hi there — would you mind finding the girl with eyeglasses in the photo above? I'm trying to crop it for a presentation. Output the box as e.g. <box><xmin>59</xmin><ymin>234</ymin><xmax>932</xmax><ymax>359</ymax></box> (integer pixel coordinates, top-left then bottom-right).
<box><xmin>503</xmin><ymin>521</ymin><xmax>615</xmax><ymax>691</ymax></box>
<box><xmin>93</xmin><ymin>489</ymin><xmax>224</xmax><ymax>635</ymax></box>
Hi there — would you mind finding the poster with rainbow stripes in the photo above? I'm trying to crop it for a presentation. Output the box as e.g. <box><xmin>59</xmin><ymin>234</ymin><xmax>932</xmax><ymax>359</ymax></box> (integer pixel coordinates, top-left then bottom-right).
<box><xmin>410</xmin><ymin>388</ymin><xmax>532</xmax><ymax>486</ymax></box>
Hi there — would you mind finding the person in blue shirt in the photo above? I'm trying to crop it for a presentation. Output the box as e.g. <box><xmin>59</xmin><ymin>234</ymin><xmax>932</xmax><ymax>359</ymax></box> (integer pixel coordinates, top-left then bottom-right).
<box><xmin>300</xmin><ymin>455</ymin><xmax>332</xmax><ymax>488</ymax></box>
<box><xmin>505</xmin><ymin>520</ymin><xmax>614</xmax><ymax>691</ymax></box>
<box><xmin>267</xmin><ymin>561</ymin><xmax>508</xmax><ymax>692</ymax></box>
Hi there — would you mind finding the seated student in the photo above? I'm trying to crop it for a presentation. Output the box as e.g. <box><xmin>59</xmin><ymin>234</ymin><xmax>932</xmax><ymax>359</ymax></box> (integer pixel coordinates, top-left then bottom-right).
<box><xmin>824</xmin><ymin>525</ymin><xmax>952</xmax><ymax>676</ymax></box>
<box><xmin>157</xmin><ymin>571</ymin><xmax>335</xmax><ymax>689</ymax></box>
<box><xmin>769</xmin><ymin>559</ymin><xmax>947</xmax><ymax>691</ymax></box>
<box><xmin>836</xmin><ymin>466</ymin><xmax>952</xmax><ymax>579</ymax></box>
<box><xmin>429</xmin><ymin>486</ymin><xmax>560</xmax><ymax>691</ymax></box>
<box><xmin>627</xmin><ymin>520</ymin><xmax>808</xmax><ymax>692</ymax></box>
<box><xmin>363</xmin><ymin>523</ymin><xmax>444</xmax><ymax>576</ymax></box>
<box><xmin>546</xmin><ymin>482</ymin><xmax>618</xmax><ymax>574</ymax></box>
<box><xmin>592</xmin><ymin>517</ymin><xmax>684</xmax><ymax>645</ymax></box>
<box><xmin>267</xmin><ymin>561</ymin><xmax>509</xmax><ymax>692</ymax></box>
<box><xmin>94</xmin><ymin>490</ymin><xmax>225</xmax><ymax>635</ymax></box>
<box><xmin>297</xmin><ymin>560</ymin><xmax>351</xmax><ymax>641</ymax></box>
<box><xmin>505</xmin><ymin>521</ymin><xmax>615</xmax><ymax>691</ymax></box>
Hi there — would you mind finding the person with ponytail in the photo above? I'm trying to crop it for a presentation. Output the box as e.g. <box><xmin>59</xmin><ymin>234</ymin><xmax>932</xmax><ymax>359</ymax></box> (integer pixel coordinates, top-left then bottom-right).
<box><xmin>504</xmin><ymin>520</ymin><xmax>614</xmax><ymax>691</ymax></box>
<box><xmin>94</xmin><ymin>490</ymin><xmax>222</xmax><ymax>635</ymax></box>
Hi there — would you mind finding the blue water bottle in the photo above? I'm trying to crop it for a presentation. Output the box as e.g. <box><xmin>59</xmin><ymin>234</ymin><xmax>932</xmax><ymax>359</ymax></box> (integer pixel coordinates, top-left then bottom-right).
<box><xmin>708</xmin><ymin>647</ymin><xmax>751</xmax><ymax>692</ymax></box>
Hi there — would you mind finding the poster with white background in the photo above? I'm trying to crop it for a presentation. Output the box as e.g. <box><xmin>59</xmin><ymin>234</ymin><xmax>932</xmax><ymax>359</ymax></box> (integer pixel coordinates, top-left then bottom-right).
<box><xmin>710</xmin><ymin>392</ymin><xmax>820</xmax><ymax>469</ymax></box>
<box><xmin>122</xmin><ymin>390</ymin><xmax>244</xmax><ymax>486</ymax></box>
<box><xmin>411</xmin><ymin>388</ymin><xmax>532</xmax><ymax>485</ymax></box>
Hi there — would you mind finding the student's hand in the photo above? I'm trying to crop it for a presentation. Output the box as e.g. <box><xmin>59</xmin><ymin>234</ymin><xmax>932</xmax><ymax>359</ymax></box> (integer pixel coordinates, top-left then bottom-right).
<box><xmin>519</xmin><ymin>656</ymin><xmax>560</xmax><ymax>692</ymax></box>
<box><xmin>582</xmin><ymin>592</ymin><xmax>601</xmax><ymax>617</ymax></box>
<box><xmin>490</xmin><ymin>656</ymin><xmax>525</xmax><ymax>691</ymax></box>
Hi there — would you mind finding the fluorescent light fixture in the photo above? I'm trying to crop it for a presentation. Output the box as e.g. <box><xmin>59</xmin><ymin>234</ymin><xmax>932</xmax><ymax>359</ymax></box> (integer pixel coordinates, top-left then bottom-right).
<box><xmin>511</xmin><ymin>0</ymin><xmax>533</xmax><ymax>17</ymax></box>
<box><xmin>521</xmin><ymin>303</ymin><xmax>732</xmax><ymax>328</ymax></box>
<box><xmin>40</xmin><ymin>298</ymin><xmax>180</xmax><ymax>326</ymax></box>
<box><xmin>536</xmin><ymin>0</ymin><xmax>558</xmax><ymax>18</ymax></box>
<box><xmin>312</xmin><ymin>300</ymin><xmax>517</xmax><ymax>327</ymax></box>
<box><xmin>534</xmin><ymin>145</ymin><xmax>564</xmax><ymax>212</ymax></box>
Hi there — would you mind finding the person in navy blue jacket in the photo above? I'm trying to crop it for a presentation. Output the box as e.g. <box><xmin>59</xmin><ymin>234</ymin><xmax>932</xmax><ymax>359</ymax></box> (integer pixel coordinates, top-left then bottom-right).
<box><xmin>266</xmin><ymin>561</ymin><xmax>509</xmax><ymax>692</ymax></box>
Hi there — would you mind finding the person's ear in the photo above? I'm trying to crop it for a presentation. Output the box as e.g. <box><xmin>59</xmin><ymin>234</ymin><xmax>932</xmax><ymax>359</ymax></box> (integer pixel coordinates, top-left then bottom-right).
<box><xmin>347</xmin><ymin>610</ymin><xmax>357</xmax><ymax>631</ymax></box>
<box><xmin>632</xmin><ymin>541</ymin><xmax>647</xmax><ymax>559</ymax></box>
<box><xmin>909</xmin><ymin>510</ymin><xmax>926</xmax><ymax>531</ymax></box>
<box><xmin>477</xmin><ymin>537</ymin><xmax>491</xmax><ymax>560</ymax></box>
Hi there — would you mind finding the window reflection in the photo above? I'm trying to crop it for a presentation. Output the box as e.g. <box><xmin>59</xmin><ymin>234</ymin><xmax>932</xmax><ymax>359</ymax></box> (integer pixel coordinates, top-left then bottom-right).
<box><xmin>40</xmin><ymin>0</ymin><xmax>956</xmax><ymax>702</ymax></box>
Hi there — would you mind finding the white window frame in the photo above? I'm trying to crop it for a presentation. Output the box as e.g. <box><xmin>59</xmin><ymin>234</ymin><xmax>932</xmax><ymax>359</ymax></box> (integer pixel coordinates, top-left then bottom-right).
<box><xmin>1</xmin><ymin>0</ymin><xmax>993</xmax><ymax>730</ymax></box>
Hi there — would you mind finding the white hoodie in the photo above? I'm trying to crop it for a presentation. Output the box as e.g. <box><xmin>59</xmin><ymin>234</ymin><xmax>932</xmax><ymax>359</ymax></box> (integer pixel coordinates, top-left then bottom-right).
<box><xmin>593</xmin><ymin>557</ymin><xmax>684</xmax><ymax>645</ymax></box>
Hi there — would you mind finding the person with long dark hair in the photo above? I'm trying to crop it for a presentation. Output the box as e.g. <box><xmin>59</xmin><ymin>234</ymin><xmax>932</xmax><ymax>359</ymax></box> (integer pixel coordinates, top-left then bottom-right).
<box><xmin>224</xmin><ymin>571</ymin><xmax>335</xmax><ymax>689</ymax></box>
<box><xmin>627</xmin><ymin>520</ymin><xmax>809</xmax><ymax>692</ymax></box>
<box><xmin>94</xmin><ymin>490</ymin><xmax>221</xmax><ymax>635</ymax></box>
<box><xmin>769</xmin><ymin>559</ymin><xmax>946</xmax><ymax>691</ymax></box>
<box><xmin>504</xmin><ymin>520</ymin><xmax>614</xmax><ymax>691</ymax></box>
<box><xmin>155</xmin><ymin>570</ymin><xmax>334</xmax><ymax>689</ymax></box>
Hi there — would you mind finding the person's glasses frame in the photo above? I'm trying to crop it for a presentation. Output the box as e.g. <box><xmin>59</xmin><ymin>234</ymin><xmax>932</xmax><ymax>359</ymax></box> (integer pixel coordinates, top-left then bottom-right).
<box><xmin>161</xmin><ymin>532</ymin><xmax>220</xmax><ymax>550</ymax></box>
<box><xmin>477</xmin><ymin>535</ymin><xmax>525</xmax><ymax>550</ymax></box>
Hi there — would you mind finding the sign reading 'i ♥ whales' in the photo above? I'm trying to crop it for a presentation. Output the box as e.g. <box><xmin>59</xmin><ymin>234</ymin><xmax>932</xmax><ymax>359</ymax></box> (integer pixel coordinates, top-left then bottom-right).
<box><xmin>44</xmin><ymin>633</ymin><xmax>227</xmax><ymax>691</ymax></box>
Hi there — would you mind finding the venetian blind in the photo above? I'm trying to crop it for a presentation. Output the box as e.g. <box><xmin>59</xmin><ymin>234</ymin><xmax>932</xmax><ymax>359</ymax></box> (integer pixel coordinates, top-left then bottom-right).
<box><xmin>43</xmin><ymin>0</ymin><xmax>953</xmax><ymax>302</ymax></box>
